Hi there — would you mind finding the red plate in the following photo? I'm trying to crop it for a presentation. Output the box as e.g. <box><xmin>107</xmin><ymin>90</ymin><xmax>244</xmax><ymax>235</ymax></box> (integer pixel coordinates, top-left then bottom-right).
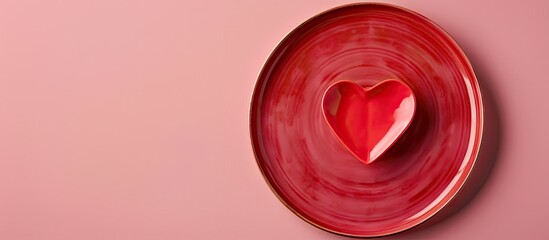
<box><xmin>249</xmin><ymin>3</ymin><xmax>483</xmax><ymax>237</ymax></box>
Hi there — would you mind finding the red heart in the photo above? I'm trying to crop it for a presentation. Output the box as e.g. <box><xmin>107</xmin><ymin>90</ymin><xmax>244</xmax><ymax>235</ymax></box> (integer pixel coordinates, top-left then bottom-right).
<box><xmin>322</xmin><ymin>79</ymin><xmax>416</xmax><ymax>164</ymax></box>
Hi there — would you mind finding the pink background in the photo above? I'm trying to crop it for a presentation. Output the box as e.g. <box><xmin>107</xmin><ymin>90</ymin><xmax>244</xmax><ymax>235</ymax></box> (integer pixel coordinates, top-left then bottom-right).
<box><xmin>0</xmin><ymin>0</ymin><xmax>547</xmax><ymax>239</ymax></box>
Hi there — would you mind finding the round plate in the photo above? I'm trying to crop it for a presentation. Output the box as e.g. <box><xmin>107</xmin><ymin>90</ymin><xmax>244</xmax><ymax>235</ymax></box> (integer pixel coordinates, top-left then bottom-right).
<box><xmin>249</xmin><ymin>3</ymin><xmax>483</xmax><ymax>237</ymax></box>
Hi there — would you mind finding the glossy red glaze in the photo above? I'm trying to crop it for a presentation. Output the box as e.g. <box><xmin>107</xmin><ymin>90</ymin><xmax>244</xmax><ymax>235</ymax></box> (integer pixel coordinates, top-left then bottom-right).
<box><xmin>250</xmin><ymin>3</ymin><xmax>483</xmax><ymax>237</ymax></box>
<box><xmin>322</xmin><ymin>79</ymin><xmax>415</xmax><ymax>165</ymax></box>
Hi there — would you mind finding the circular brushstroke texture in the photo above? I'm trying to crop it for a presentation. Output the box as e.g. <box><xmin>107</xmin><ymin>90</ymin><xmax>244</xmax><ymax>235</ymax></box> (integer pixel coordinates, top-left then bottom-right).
<box><xmin>249</xmin><ymin>3</ymin><xmax>483</xmax><ymax>237</ymax></box>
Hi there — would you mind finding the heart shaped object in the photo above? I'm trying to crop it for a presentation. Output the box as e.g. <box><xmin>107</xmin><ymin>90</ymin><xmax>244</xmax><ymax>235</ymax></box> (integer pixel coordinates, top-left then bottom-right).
<box><xmin>322</xmin><ymin>79</ymin><xmax>416</xmax><ymax>164</ymax></box>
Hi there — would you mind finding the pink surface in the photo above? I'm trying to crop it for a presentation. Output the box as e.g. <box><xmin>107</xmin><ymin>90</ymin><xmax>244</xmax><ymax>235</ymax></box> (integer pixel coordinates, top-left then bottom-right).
<box><xmin>0</xmin><ymin>0</ymin><xmax>547</xmax><ymax>239</ymax></box>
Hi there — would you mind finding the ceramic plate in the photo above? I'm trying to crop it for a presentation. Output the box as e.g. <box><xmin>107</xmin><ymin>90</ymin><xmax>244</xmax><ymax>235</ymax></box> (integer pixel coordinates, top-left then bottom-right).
<box><xmin>249</xmin><ymin>3</ymin><xmax>483</xmax><ymax>237</ymax></box>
